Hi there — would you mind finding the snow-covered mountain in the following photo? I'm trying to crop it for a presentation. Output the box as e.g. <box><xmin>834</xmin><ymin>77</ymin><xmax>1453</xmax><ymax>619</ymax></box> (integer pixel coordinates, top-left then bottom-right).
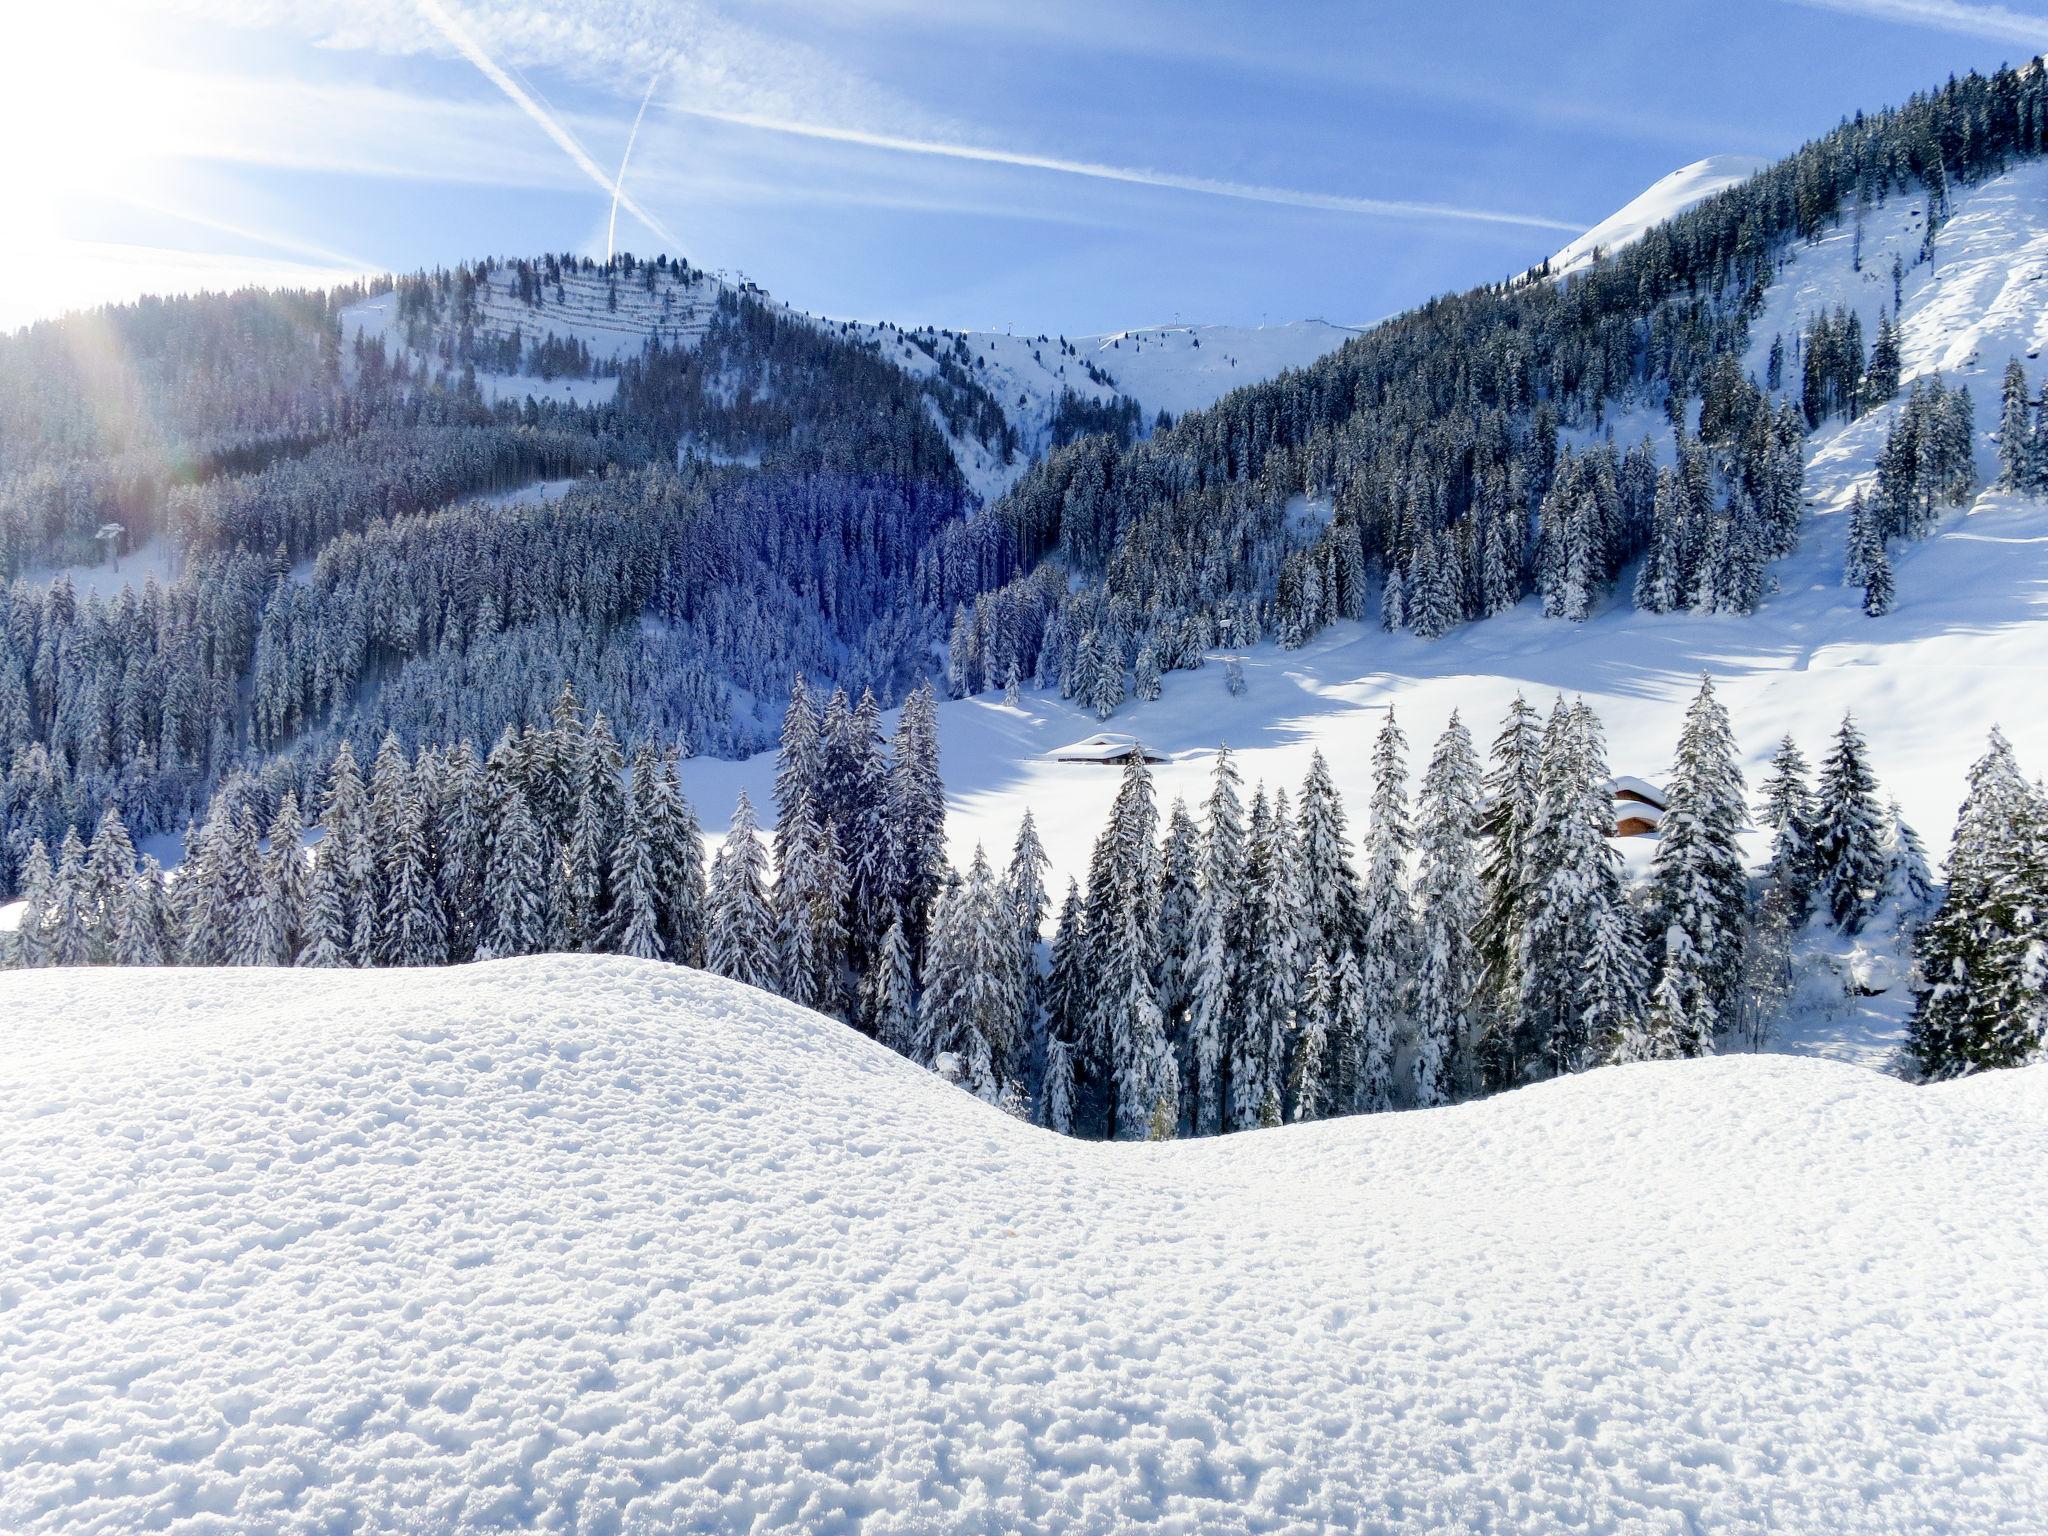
<box><xmin>1545</xmin><ymin>154</ymin><xmax>1770</xmax><ymax>279</ymax></box>
<box><xmin>340</xmin><ymin>272</ymin><xmax>1356</xmax><ymax>501</ymax></box>
<box><xmin>2</xmin><ymin>957</ymin><xmax>2041</xmax><ymax>1535</ymax></box>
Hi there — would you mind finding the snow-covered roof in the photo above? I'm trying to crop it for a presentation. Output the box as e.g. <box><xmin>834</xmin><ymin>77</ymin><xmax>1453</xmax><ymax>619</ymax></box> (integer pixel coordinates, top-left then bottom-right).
<box><xmin>1048</xmin><ymin>732</ymin><xmax>1165</xmax><ymax>764</ymax></box>
<box><xmin>1612</xmin><ymin>799</ymin><xmax>1666</xmax><ymax>831</ymax></box>
<box><xmin>1606</xmin><ymin>775</ymin><xmax>1668</xmax><ymax>807</ymax></box>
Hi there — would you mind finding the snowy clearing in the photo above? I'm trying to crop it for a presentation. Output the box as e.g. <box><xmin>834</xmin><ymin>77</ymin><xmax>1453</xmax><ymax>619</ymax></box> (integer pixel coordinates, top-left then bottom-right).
<box><xmin>0</xmin><ymin>959</ymin><xmax>2040</xmax><ymax>1534</ymax></box>
<box><xmin>1547</xmin><ymin>155</ymin><xmax>1770</xmax><ymax>280</ymax></box>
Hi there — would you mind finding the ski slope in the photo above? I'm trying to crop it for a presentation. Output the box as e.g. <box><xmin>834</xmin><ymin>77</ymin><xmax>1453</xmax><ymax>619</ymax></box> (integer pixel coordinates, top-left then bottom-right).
<box><xmin>1546</xmin><ymin>155</ymin><xmax>1769</xmax><ymax>280</ymax></box>
<box><xmin>0</xmin><ymin>959</ymin><xmax>2040</xmax><ymax>1534</ymax></box>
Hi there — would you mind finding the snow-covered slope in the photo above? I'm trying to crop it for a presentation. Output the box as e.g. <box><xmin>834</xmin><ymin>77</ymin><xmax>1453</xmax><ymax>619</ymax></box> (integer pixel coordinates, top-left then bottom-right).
<box><xmin>1547</xmin><ymin>155</ymin><xmax>1769</xmax><ymax>279</ymax></box>
<box><xmin>1</xmin><ymin>959</ymin><xmax>2041</xmax><ymax>1534</ymax></box>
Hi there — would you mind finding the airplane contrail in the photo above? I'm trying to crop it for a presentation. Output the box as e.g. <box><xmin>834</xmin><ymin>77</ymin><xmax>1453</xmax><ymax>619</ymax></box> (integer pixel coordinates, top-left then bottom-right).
<box><xmin>609</xmin><ymin>65</ymin><xmax>669</xmax><ymax>261</ymax></box>
<box><xmin>678</xmin><ymin>106</ymin><xmax>1584</xmax><ymax>233</ymax></box>
<box><xmin>414</xmin><ymin>0</ymin><xmax>683</xmax><ymax>252</ymax></box>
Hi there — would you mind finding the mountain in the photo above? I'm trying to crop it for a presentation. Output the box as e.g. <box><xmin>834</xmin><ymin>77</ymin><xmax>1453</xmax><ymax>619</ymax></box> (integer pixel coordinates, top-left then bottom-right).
<box><xmin>339</xmin><ymin>271</ymin><xmax>1355</xmax><ymax>501</ymax></box>
<box><xmin>1544</xmin><ymin>154</ymin><xmax>1770</xmax><ymax>280</ymax></box>
<box><xmin>2</xmin><ymin>957</ymin><xmax>2042</xmax><ymax>1535</ymax></box>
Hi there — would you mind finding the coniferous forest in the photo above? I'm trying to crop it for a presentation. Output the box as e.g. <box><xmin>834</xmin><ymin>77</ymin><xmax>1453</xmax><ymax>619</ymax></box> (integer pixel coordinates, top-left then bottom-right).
<box><xmin>8</xmin><ymin>666</ymin><xmax>2032</xmax><ymax>1131</ymax></box>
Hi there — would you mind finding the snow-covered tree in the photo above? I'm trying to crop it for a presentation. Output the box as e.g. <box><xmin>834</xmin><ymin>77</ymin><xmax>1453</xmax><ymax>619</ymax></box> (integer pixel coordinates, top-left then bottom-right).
<box><xmin>1356</xmin><ymin>711</ymin><xmax>1415</xmax><ymax>1110</ymax></box>
<box><xmin>707</xmin><ymin>792</ymin><xmax>776</xmax><ymax>990</ymax></box>
<box><xmin>1814</xmin><ymin>712</ymin><xmax>1887</xmax><ymax>933</ymax></box>
<box><xmin>1644</xmin><ymin>676</ymin><xmax>1749</xmax><ymax>1053</ymax></box>
<box><xmin>1413</xmin><ymin>712</ymin><xmax>1483</xmax><ymax>1104</ymax></box>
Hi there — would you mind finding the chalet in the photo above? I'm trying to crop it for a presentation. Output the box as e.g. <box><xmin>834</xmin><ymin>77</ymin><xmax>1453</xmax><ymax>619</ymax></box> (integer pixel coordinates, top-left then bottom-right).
<box><xmin>1606</xmin><ymin>775</ymin><xmax>1668</xmax><ymax>838</ymax></box>
<box><xmin>1049</xmin><ymin>732</ymin><xmax>1167</xmax><ymax>766</ymax></box>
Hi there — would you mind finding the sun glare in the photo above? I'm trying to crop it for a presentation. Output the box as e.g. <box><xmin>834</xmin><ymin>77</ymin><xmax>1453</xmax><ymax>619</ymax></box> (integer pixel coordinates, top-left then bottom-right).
<box><xmin>0</xmin><ymin>6</ymin><xmax>221</xmax><ymax>321</ymax></box>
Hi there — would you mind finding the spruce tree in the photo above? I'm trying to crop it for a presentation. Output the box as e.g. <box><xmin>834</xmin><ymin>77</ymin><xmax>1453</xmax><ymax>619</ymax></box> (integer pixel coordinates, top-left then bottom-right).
<box><xmin>707</xmin><ymin>791</ymin><xmax>776</xmax><ymax>990</ymax></box>
<box><xmin>888</xmin><ymin>682</ymin><xmax>947</xmax><ymax>969</ymax></box>
<box><xmin>1757</xmin><ymin>735</ymin><xmax>1818</xmax><ymax>922</ymax></box>
<box><xmin>863</xmin><ymin>915</ymin><xmax>917</xmax><ymax>1056</ymax></box>
<box><xmin>10</xmin><ymin>839</ymin><xmax>53</xmax><ymax>967</ymax></box>
<box><xmin>1814</xmin><ymin>712</ymin><xmax>1887</xmax><ymax>933</ymax></box>
<box><xmin>1909</xmin><ymin>730</ymin><xmax>2040</xmax><ymax>1076</ymax></box>
<box><xmin>1357</xmin><ymin>711</ymin><xmax>1415</xmax><ymax>1110</ymax></box>
<box><xmin>1186</xmin><ymin>749</ymin><xmax>1244</xmax><ymax>1135</ymax></box>
<box><xmin>1414</xmin><ymin>712</ymin><xmax>1483</xmax><ymax>1105</ymax></box>
<box><xmin>1475</xmin><ymin>695</ymin><xmax>1542</xmax><ymax>1090</ymax></box>
<box><xmin>1645</xmin><ymin>677</ymin><xmax>1749</xmax><ymax>1054</ymax></box>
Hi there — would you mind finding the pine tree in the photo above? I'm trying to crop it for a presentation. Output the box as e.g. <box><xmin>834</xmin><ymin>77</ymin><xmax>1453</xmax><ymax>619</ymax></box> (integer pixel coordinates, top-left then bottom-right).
<box><xmin>1758</xmin><ymin>735</ymin><xmax>1818</xmax><ymax>922</ymax></box>
<box><xmin>1814</xmin><ymin>712</ymin><xmax>1887</xmax><ymax>933</ymax></box>
<box><xmin>434</xmin><ymin>742</ymin><xmax>487</xmax><ymax>963</ymax></box>
<box><xmin>888</xmin><ymin>682</ymin><xmax>947</xmax><ymax>969</ymax></box>
<box><xmin>1357</xmin><ymin>711</ymin><xmax>1415</xmax><ymax>1110</ymax></box>
<box><xmin>1043</xmin><ymin>878</ymin><xmax>1090</xmax><ymax>1125</ymax></box>
<box><xmin>479</xmin><ymin>773</ymin><xmax>550</xmax><ymax>960</ymax></box>
<box><xmin>611</xmin><ymin>764</ymin><xmax>666</xmax><ymax>962</ymax></box>
<box><xmin>83</xmin><ymin>809</ymin><xmax>137</xmax><ymax>963</ymax></box>
<box><xmin>1580</xmin><ymin>898</ymin><xmax>1647</xmax><ymax>1062</ymax></box>
<box><xmin>1520</xmin><ymin>699</ymin><xmax>1632</xmax><ymax>1076</ymax></box>
<box><xmin>1229</xmin><ymin>788</ymin><xmax>1298</xmax><ymax>1131</ymax></box>
<box><xmin>114</xmin><ymin>857</ymin><xmax>171</xmax><ymax>966</ymax></box>
<box><xmin>707</xmin><ymin>791</ymin><xmax>776</xmax><ymax>990</ymax></box>
<box><xmin>774</xmin><ymin>787</ymin><xmax>848</xmax><ymax>1017</ymax></box>
<box><xmin>48</xmin><ymin>828</ymin><xmax>91</xmax><ymax>967</ymax></box>
<box><xmin>1186</xmin><ymin>749</ymin><xmax>1244</xmax><ymax>1135</ymax></box>
<box><xmin>1645</xmin><ymin>676</ymin><xmax>1749</xmax><ymax>1054</ymax></box>
<box><xmin>1884</xmin><ymin>798</ymin><xmax>1938</xmax><ymax>922</ymax></box>
<box><xmin>863</xmin><ymin>915</ymin><xmax>917</xmax><ymax>1055</ymax></box>
<box><xmin>651</xmin><ymin>749</ymin><xmax>707</xmax><ymax>967</ymax></box>
<box><xmin>380</xmin><ymin>770</ymin><xmax>447</xmax><ymax>967</ymax></box>
<box><xmin>1288</xmin><ymin>954</ymin><xmax>1333</xmax><ymax>1122</ymax></box>
<box><xmin>320</xmin><ymin>742</ymin><xmax>376</xmax><ymax>966</ymax></box>
<box><xmin>251</xmin><ymin>794</ymin><xmax>308</xmax><ymax>965</ymax></box>
<box><xmin>1475</xmin><ymin>695</ymin><xmax>1542</xmax><ymax>1090</ymax></box>
<box><xmin>1998</xmin><ymin>358</ymin><xmax>2033</xmax><ymax>488</ymax></box>
<box><xmin>1863</xmin><ymin>538</ymin><xmax>1894</xmax><ymax>617</ymax></box>
<box><xmin>1414</xmin><ymin>711</ymin><xmax>1483</xmax><ymax>1104</ymax></box>
<box><xmin>9</xmin><ymin>839</ymin><xmax>54</xmax><ymax>967</ymax></box>
<box><xmin>298</xmin><ymin>840</ymin><xmax>350</xmax><ymax>967</ymax></box>
<box><xmin>1909</xmin><ymin>730</ymin><xmax>2040</xmax><ymax>1076</ymax></box>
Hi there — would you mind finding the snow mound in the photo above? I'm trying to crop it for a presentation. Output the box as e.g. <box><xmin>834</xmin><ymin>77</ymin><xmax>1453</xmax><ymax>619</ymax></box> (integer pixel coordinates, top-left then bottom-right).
<box><xmin>1548</xmin><ymin>155</ymin><xmax>1769</xmax><ymax>279</ymax></box>
<box><xmin>3</xmin><ymin>959</ymin><xmax>2043</xmax><ymax>1533</ymax></box>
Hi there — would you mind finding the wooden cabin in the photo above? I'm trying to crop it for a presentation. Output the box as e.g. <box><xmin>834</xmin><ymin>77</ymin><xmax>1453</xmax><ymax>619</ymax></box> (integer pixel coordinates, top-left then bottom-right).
<box><xmin>1049</xmin><ymin>732</ymin><xmax>1167</xmax><ymax>766</ymax></box>
<box><xmin>1606</xmin><ymin>775</ymin><xmax>1669</xmax><ymax>838</ymax></box>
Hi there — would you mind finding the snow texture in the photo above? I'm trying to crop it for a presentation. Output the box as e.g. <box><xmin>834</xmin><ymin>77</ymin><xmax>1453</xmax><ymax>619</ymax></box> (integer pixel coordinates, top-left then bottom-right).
<box><xmin>0</xmin><ymin>958</ymin><xmax>2042</xmax><ymax>1534</ymax></box>
<box><xmin>1547</xmin><ymin>155</ymin><xmax>1770</xmax><ymax>280</ymax></box>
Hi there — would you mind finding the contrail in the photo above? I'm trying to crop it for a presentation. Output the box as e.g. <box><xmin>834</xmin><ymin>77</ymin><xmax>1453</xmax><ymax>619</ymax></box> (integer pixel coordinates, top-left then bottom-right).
<box><xmin>1777</xmin><ymin>0</ymin><xmax>2048</xmax><ymax>45</ymax></box>
<box><xmin>609</xmin><ymin>64</ymin><xmax>669</xmax><ymax>260</ymax></box>
<box><xmin>678</xmin><ymin>106</ymin><xmax>1583</xmax><ymax>233</ymax></box>
<box><xmin>414</xmin><ymin>0</ymin><xmax>682</xmax><ymax>250</ymax></box>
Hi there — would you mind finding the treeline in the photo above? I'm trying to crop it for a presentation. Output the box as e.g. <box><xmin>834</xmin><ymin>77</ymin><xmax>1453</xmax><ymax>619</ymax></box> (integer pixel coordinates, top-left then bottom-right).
<box><xmin>2</xmin><ymin>679</ymin><xmax>944</xmax><ymax>982</ymax></box>
<box><xmin>24</xmin><ymin>676</ymin><xmax>2012</xmax><ymax>1136</ymax></box>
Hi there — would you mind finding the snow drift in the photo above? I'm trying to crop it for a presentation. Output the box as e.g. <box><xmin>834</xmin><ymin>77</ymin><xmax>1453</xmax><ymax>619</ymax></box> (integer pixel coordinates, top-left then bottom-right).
<box><xmin>2</xmin><ymin>958</ymin><xmax>2043</xmax><ymax>1534</ymax></box>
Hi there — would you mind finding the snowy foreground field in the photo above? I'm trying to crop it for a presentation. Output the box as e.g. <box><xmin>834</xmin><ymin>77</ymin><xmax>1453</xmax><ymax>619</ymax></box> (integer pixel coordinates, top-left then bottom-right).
<box><xmin>2</xmin><ymin>959</ymin><xmax>2043</xmax><ymax>1534</ymax></box>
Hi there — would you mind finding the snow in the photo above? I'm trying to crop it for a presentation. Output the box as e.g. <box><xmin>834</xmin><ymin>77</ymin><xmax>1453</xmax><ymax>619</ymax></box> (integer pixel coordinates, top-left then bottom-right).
<box><xmin>0</xmin><ymin>958</ymin><xmax>2040</xmax><ymax>1534</ymax></box>
<box><xmin>20</xmin><ymin>534</ymin><xmax>179</xmax><ymax>599</ymax></box>
<box><xmin>1046</xmin><ymin>731</ymin><xmax>1162</xmax><ymax>763</ymax></box>
<box><xmin>1547</xmin><ymin>155</ymin><xmax>1770</xmax><ymax>280</ymax></box>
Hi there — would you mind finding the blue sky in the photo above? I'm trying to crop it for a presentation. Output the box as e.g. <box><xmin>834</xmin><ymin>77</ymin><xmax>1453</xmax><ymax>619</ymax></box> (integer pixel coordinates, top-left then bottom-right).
<box><xmin>5</xmin><ymin>0</ymin><xmax>2047</xmax><ymax>334</ymax></box>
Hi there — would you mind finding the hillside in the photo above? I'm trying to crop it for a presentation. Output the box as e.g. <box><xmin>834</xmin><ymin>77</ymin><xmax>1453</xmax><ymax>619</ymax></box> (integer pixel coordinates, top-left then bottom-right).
<box><xmin>0</xmin><ymin>958</ymin><xmax>2042</xmax><ymax>1534</ymax></box>
<box><xmin>1544</xmin><ymin>154</ymin><xmax>1769</xmax><ymax>280</ymax></box>
<box><xmin>339</xmin><ymin>266</ymin><xmax>1355</xmax><ymax>501</ymax></box>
